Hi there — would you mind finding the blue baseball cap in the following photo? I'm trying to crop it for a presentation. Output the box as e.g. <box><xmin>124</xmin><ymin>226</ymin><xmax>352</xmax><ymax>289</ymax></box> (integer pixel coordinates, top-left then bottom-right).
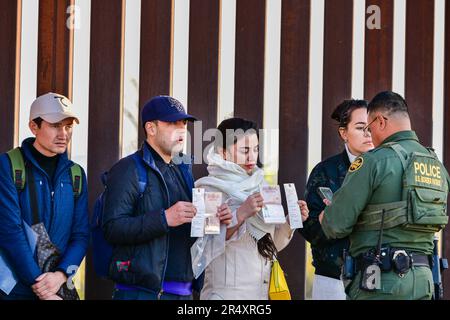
<box><xmin>141</xmin><ymin>95</ymin><xmax>198</xmax><ymax>125</ymax></box>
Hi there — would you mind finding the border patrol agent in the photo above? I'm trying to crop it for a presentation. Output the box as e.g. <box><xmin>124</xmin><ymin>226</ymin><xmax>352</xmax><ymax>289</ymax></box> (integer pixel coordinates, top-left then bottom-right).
<box><xmin>320</xmin><ymin>91</ymin><xmax>449</xmax><ymax>300</ymax></box>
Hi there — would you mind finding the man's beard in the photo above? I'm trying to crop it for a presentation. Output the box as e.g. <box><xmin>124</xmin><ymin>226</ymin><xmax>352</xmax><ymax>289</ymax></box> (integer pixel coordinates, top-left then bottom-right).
<box><xmin>160</xmin><ymin>141</ymin><xmax>183</xmax><ymax>157</ymax></box>
<box><xmin>169</xmin><ymin>143</ymin><xmax>184</xmax><ymax>156</ymax></box>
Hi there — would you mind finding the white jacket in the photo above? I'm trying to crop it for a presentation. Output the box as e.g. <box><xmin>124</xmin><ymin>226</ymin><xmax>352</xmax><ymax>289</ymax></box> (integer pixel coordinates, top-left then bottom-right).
<box><xmin>200</xmin><ymin>190</ymin><xmax>293</xmax><ymax>300</ymax></box>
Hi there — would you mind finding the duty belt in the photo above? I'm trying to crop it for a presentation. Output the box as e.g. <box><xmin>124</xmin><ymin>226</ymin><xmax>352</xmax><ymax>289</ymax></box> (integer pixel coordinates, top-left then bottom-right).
<box><xmin>355</xmin><ymin>250</ymin><xmax>431</xmax><ymax>273</ymax></box>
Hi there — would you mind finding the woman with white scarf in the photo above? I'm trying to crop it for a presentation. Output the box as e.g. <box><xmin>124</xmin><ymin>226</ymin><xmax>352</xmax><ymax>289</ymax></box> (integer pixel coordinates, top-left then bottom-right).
<box><xmin>191</xmin><ymin>118</ymin><xmax>309</xmax><ymax>300</ymax></box>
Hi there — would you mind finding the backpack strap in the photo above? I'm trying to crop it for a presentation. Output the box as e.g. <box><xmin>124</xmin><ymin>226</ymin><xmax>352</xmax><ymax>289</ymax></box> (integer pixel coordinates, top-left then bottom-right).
<box><xmin>6</xmin><ymin>147</ymin><xmax>26</xmax><ymax>191</ymax></box>
<box><xmin>424</xmin><ymin>146</ymin><xmax>444</xmax><ymax>160</ymax></box>
<box><xmin>426</xmin><ymin>147</ymin><xmax>450</xmax><ymax>187</ymax></box>
<box><xmin>7</xmin><ymin>147</ymin><xmax>83</xmax><ymax>201</ymax></box>
<box><xmin>131</xmin><ymin>152</ymin><xmax>148</xmax><ymax>196</ymax></box>
<box><xmin>26</xmin><ymin>161</ymin><xmax>41</xmax><ymax>225</ymax></box>
<box><xmin>70</xmin><ymin>164</ymin><xmax>82</xmax><ymax>198</ymax></box>
<box><xmin>386</xmin><ymin>143</ymin><xmax>409</xmax><ymax>170</ymax></box>
<box><xmin>6</xmin><ymin>148</ymin><xmax>40</xmax><ymax>223</ymax></box>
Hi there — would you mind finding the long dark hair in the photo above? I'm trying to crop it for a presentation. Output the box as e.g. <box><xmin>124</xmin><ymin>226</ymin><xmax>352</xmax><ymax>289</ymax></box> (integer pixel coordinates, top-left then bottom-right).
<box><xmin>215</xmin><ymin>117</ymin><xmax>277</xmax><ymax>261</ymax></box>
<box><xmin>258</xmin><ymin>233</ymin><xmax>278</xmax><ymax>261</ymax></box>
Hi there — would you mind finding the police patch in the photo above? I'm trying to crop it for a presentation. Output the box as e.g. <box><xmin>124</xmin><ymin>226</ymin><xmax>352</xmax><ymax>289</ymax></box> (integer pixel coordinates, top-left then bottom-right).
<box><xmin>349</xmin><ymin>157</ymin><xmax>364</xmax><ymax>172</ymax></box>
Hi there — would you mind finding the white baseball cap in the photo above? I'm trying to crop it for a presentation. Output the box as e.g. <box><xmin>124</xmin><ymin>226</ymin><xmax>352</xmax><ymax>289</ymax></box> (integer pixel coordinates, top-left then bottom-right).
<box><xmin>29</xmin><ymin>92</ymin><xmax>79</xmax><ymax>124</ymax></box>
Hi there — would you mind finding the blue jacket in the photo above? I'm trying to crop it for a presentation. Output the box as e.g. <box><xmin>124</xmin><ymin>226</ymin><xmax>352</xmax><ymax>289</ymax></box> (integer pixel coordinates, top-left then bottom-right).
<box><xmin>0</xmin><ymin>138</ymin><xmax>89</xmax><ymax>296</ymax></box>
<box><xmin>102</xmin><ymin>141</ymin><xmax>196</xmax><ymax>293</ymax></box>
<box><xmin>300</xmin><ymin>150</ymin><xmax>350</xmax><ymax>279</ymax></box>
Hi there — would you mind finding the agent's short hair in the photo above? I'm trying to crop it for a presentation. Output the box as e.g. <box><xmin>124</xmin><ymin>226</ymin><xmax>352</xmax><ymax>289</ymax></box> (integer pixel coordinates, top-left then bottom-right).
<box><xmin>367</xmin><ymin>91</ymin><xmax>409</xmax><ymax>116</ymax></box>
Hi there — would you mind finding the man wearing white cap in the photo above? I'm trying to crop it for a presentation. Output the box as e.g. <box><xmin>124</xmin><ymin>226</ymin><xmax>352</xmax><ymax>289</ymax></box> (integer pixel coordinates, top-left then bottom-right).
<box><xmin>0</xmin><ymin>93</ymin><xmax>89</xmax><ymax>300</ymax></box>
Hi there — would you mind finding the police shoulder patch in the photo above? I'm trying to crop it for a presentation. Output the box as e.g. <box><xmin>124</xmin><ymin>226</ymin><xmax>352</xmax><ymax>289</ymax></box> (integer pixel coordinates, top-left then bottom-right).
<box><xmin>349</xmin><ymin>157</ymin><xmax>364</xmax><ymax>172</ymax></box>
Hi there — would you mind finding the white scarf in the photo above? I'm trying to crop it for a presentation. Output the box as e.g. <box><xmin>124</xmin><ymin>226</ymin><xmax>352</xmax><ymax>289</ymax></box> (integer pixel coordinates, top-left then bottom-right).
<box><xmin>195</xmin><ymin>148</ymin><xmax>275</xmax><ymax>241</ymax></box>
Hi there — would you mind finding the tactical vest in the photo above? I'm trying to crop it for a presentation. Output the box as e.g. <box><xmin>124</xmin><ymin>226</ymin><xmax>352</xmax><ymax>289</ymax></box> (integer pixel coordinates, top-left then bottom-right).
<box><xmin>355</xmin><ymin>143</ymin><xmax>449</xmax><ymax>233</ymax></box>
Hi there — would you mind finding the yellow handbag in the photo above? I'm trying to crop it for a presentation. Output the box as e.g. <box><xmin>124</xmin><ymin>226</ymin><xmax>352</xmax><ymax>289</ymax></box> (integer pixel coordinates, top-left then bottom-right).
<box><xmin>269</xmin><ymin>259</ymin><xmax>291</xmax><ymax>300</ymax></box>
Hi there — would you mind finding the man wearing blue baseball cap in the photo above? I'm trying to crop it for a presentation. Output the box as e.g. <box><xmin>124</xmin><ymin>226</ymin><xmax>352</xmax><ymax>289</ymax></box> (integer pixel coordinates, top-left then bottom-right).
<box><xmin>101</xmin><ymin>95</ymin><xmax>232</xmax><ymax>300</ymax></box>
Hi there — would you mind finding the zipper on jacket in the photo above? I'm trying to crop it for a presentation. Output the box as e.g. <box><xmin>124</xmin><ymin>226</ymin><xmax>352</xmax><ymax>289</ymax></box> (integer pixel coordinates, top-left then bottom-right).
<box><xmin>142</xmin><ymin>148</ymin><xmax>191</xmax><ymax>298</ymax></box>
<box><xmin>47</xmin><ymin>163</ymin><xmax>70</xmax><ymax>232</ymax></box>
<box><xmin>49</xmin><ymin>162</ymin><xmax>75</xmax><ymax>231</ymax></box>
<box><xmin>22</xmin><ymin>144</ymin><xmax>74</xmax><ymax>232</ymax></box>
<box><xmin>145</xmin><ymin>162</ymin><xmax>171</xmax><ymax>299</ymax></box>
<box><xmin>158</xmin><ymin>228</ymin><xmax>170</xmax><ymax>300</ymax></box>
<box><xmin>157</xmin><ymin>289</ymin><xmax>164</xmax><ymax>300</ymax></box>
<box><xmin>48</xmin><ymin>187</ymin><xmax>55</xmax><ymax>232</ymax></box>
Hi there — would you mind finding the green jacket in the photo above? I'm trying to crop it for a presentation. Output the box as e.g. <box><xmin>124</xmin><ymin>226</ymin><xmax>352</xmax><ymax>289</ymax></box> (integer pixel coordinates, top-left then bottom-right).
<box><xmin>322</xmin><ymin>130</ymin><xmax>441</xmax><ymax>257</ymax></box>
